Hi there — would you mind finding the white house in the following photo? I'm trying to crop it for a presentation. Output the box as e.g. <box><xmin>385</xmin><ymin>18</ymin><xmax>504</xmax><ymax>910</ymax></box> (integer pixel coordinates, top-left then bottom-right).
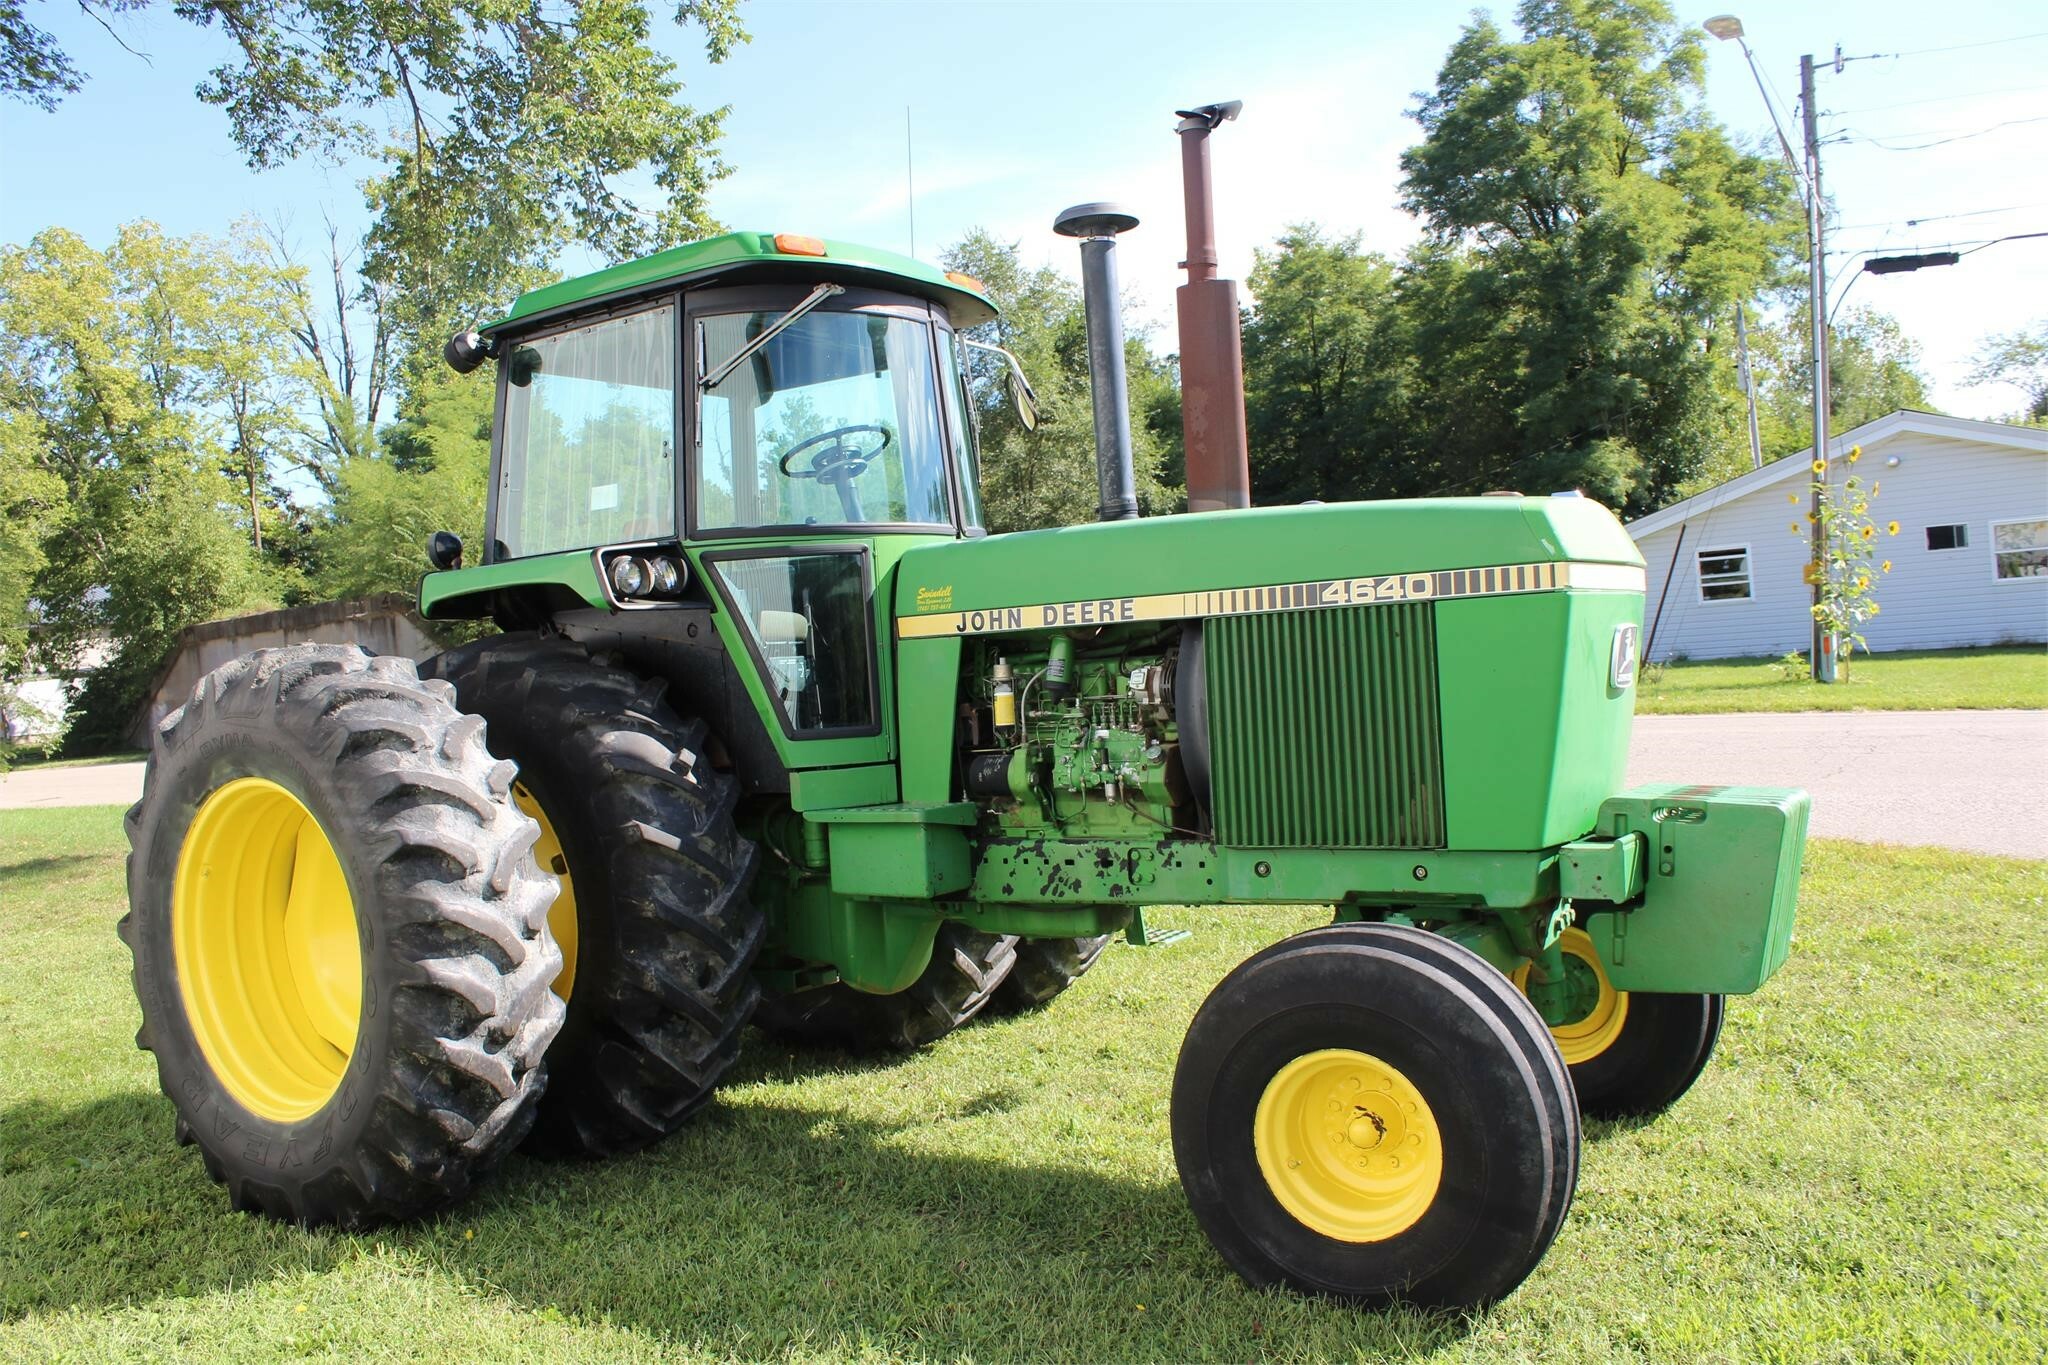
<box><xmin>1628</xmin><ymin>410</ymin><xmax>2047</xmax><ymax>662</ymax></box>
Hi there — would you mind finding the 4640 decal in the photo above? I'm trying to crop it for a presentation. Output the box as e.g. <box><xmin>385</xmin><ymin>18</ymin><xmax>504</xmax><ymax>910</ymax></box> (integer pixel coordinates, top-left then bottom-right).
<box><xmin>896</xmin><ymin>560</ymin><xmax>1644</xmax><ymax>639</ymax></box>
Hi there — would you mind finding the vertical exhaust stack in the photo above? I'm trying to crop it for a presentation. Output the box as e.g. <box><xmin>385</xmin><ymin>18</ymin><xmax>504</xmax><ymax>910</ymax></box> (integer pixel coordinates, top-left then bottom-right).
<box><xmin>1054</xmin><ymin>202</ymin><xmax>1143</xmax><ymax>522</ymax></box>
<box><xmin>1174</xmin><ymin>101</ymin><xmax>1251</xmax><ymax>513</ymax></box>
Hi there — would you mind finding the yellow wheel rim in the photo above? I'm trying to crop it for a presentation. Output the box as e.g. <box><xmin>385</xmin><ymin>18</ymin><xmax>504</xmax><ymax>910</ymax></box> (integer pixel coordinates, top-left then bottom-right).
<box><xmin>1253</xmin><ymin>1048</ymin><xmax>1443</xmax><ymax>1242</ymax></box>
<box><xmin>1514</xmin><ymin>927</ymin><xmax>1628</xmax><ymax>1066</ymax></box>
<box><xmin>172</xmin><ymin>778</ymin><xmax>361</xmax><ymax>1122</ymax></box>
<box><xmin>513</xmin><ymin>782</ymin><xmax>577</xmax><ymax>1001</ymax></box>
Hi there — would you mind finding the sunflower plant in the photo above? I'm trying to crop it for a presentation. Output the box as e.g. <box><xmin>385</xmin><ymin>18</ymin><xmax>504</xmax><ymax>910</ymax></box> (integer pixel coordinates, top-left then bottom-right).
<box><xmin>1805</xmin><ymin>444</ymin><xmax>1898</xmax><ymax>664</ymax></box>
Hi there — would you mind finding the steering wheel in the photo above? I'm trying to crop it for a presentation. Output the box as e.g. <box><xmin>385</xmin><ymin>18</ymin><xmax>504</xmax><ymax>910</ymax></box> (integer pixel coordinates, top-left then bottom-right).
<box><xmin>776</xmin><ymin>424</ymin><xmax>892</xmax><ymax>483</ymax></box>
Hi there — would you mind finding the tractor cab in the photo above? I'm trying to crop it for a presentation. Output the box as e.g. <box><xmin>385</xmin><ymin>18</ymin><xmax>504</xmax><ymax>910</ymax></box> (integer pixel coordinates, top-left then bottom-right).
<box><xmin>422</xmin><ymin>232</ymin><xmax>1019</xmax><ymax>777</ymax></box>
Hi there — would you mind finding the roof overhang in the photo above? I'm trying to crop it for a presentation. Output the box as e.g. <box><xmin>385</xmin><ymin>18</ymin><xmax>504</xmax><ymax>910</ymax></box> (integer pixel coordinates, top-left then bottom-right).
<box><xmin>1626</xmin><ymin>410</ymin><xmax>2048</xmax><ymax>540</ymax></box>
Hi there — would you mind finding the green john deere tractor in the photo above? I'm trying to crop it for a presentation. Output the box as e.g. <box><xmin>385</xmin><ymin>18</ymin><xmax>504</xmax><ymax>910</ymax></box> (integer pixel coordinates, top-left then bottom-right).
<box><xmin>122</xmin><ymin>226</ymin><xmax>1808</xmax><ymax>1310</ymax></box>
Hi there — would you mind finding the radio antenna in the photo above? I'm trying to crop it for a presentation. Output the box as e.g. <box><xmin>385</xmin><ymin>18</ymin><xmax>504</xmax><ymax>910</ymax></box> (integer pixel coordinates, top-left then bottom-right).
<box><xmin>905</xmin><ymin>105</ymin><xmax>917</xmax><ymax>258</ymax></box>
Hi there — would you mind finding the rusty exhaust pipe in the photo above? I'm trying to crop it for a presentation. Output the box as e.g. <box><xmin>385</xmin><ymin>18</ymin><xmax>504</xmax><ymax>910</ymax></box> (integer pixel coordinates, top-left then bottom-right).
<box><xmin>1174</xmin><ymin>100</ymin><xmax>1251</xmax><ymax>513</ymax></box>
<box><xmin>1054</xmin><ymin>201</ymin><xmax>1143</xmax><ymax>522</ymax></box>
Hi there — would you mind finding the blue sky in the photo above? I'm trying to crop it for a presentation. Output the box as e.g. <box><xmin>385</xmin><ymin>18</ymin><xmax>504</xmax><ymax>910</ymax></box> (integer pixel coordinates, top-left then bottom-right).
<box><xmin>3</xmin><ymin>0</ymin><xmax>2043</xmax><ymax>418</ymax></box>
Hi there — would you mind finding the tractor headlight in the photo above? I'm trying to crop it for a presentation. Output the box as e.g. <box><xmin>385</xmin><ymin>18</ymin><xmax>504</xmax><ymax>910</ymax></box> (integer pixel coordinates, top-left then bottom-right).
<box><xmin>610</xmin><ymin>555</ymin><xmax>651</xmax><ymax>599</ymax></box>
<box><xmin>648</xmin><ymin>556</ymin><xmax>682</xmax><ymax>594</ymax></box>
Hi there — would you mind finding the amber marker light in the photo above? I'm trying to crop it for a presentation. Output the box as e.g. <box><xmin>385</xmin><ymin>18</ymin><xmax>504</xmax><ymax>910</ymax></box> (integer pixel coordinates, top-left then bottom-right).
<box><xmin>773</xmin><ymin>233</ymin><xmax>827</xmax><ymax>257</ymax></box>
<box><xmin>945</xmin><ymin>270</ymin><xmax>987</xmax><ymax>293</ymax></box>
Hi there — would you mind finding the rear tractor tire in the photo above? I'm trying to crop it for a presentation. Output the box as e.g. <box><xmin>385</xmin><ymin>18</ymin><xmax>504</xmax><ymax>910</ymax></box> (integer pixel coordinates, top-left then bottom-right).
<box><xmin>754</xmin><ymin>924</ymin><xmax>1019</xmax><ymax>1053</ymax></box>
<box><xmin>121</xmin><ymin>645</ymin><xmax>565</xmax><ymax>1227</ymax></box>
<box><xmin>986</xmin><ymin>935</ymin><xmax>1113</xmax><ymax>1016</ymax></box>
<box><xmin>1513</xmin><ymin>927</ymin><xmax>1725</xmax><ymax>1118</ymax></box>
<box><xmin>1173</xmin><ymin>923</ymin><xmax>1579</xmax><ymax>1309</ymax></box>
<box><xmin>424</xmin><ymin>635</ymin><xmax>765</xmax><ymax>1158</ymax></box>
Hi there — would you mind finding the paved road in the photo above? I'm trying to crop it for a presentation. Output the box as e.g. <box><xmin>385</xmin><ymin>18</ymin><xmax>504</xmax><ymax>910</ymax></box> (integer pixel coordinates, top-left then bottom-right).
<box><xmin>0</xmin><ymin>761</ymin><xmax>146</xmax><ymax>813</ymax></box>
<box><xmin>1628</xmin><ymin>710</ymin><xmax>2047</xmax><ymax>860</ymax></box>
<box><xmin>6</xmin><ymin>711</ymin><xmax>2045</xmax><ymax>858</ymax></box>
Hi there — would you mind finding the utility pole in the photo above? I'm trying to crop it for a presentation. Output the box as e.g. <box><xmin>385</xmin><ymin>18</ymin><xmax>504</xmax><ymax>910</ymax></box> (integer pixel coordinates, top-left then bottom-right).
<box><xmin>1799</xmin><ymin>53</ymin><xmax>1835</xmax><ymax>683</ymax></box>
<box><xmin>1735</xmin><ymin>302</ymin><xmax>1763</xmax><ymax>471</ymax></box>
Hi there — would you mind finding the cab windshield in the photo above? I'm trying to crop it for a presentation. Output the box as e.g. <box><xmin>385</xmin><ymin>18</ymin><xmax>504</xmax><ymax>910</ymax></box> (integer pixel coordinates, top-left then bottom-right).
<box><xmin>696</xmin><ymin>306</ymin><xmax>954</xmax><ymax>530</ymax></box>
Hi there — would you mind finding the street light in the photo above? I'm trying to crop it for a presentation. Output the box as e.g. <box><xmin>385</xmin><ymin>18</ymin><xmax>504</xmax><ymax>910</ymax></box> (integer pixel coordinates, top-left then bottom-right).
<box><xmin>1864</xmin><ymin>251</ymin><xmax>1962</xmax><ymax>275</ymax></box>
<box><xmin>1702</xmin><ymin>16</ymin><xmax>1805</xmax><ymax>185</ymax></box>
<box><xmin>1864</xmin><ymin>232</ymin><xmax>2047</xmax><ymax>275</ymax></box>
<box><xmin>1705</xmin><ymin>14</ymin><xmax>1835</xmax><ymax>682</ymax></box>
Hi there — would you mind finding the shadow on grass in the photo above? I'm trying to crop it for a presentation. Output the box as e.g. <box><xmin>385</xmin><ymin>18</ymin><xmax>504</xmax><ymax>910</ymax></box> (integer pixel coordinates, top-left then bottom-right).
<box><xmin>2</xmin><ymin>1062</ymin><xmax>1481</xmax><ymax>1357</ymax></box>
<box><xmin>0</xmin><ymin>853</ymin><xmax>101</xmax><ymax>888</ymax></box>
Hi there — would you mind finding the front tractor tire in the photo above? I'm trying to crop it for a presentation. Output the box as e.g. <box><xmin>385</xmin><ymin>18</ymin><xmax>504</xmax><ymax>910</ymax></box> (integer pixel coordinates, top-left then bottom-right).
<box><xmin>1173</xmin><ymin>924</ymin><xmax>1580</xmax><ymax>1309</ymax></box>
<box><xmin>424</xmin><ymin>635</ymin><xmax>765</xmax><ymax>1158</ymax></box>
<box><xmin>1513</xmin><ymin>927</ymin><xmax>1725</xmax><ymax>1118</ymax></box>
<box><xmin>121</xmin><ymin>645</ymin><xmax>565</xmax><ymax>1227</ymax></box>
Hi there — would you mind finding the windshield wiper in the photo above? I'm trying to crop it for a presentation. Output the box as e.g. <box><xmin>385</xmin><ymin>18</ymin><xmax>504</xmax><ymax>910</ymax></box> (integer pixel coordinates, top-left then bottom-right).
<box><xmin>699</xmin><ymin>282</ymin><xmax>845</xmax><ymax>390</ymax></box>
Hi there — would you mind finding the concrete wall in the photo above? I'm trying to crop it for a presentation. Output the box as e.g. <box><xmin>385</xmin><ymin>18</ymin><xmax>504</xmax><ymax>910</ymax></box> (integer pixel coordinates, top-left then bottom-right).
<box><xmin>1637</xmin><ymin>426</ymin><xmax>2048</xmax><ymax>662</ymax></box>
<box><xmin>132</xmin><ymin>596</ymin><xmax>442</xmax><ymax>746</ymax></box>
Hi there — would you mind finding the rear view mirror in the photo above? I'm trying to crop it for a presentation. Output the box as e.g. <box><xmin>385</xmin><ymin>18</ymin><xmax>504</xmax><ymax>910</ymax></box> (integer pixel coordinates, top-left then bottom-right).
<box><xmin>1007</xmin><ymin>366</ymin><xmax>1039</xmax><ymax>431</ymax></box>
<box><xmin>506</xmin><ymin>346</ymin><xmax>542</xmax><ymax>388</ymax></box>
<box><xmin>965</xmin><ymin>339</ymin><xmax>1040</xmax><ymax>431</ymax></box>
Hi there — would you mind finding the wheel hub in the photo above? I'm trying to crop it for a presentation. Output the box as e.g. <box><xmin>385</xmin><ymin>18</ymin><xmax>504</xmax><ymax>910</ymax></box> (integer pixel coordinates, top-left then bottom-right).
<box><xmin>1516</xmin><ymin>927</ymin><xmax>1629</xmax><ymax>1065</ymax></box>
<box><xmin>1254</xmin><ymin>1047</ymin><xmax>1443</xmax><ymax>1242</ymax></box>
<box><xmin>172</xmin><ymin>778</ymin><xmax>362</xmax><ymax>1122</ymax></box>
<box><xmin>512</xmin><ymin>783</ymin><xmax>578</xmax><ymax>1001</ymax></box>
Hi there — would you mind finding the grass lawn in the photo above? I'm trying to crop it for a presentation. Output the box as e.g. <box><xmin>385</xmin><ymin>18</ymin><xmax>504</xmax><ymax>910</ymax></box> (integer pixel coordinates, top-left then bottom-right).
<box><xmin>4</xmin><ymin>807</ymin><xmax>2045</xmax><ymax>1363</ymax></box>
<box><xmin>1636</xmin><ymin>644</ymin><xmax>2048</xmax><ymax>715</ymax></box>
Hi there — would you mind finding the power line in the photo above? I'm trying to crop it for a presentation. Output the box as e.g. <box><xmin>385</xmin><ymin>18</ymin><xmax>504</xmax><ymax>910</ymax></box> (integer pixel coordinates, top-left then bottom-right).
<box><xmin>1839</xmin><ymin>116</ymin><xmax>2048</xmax><ymax>151</ymax></box>
<box><xmin>1830</xmin><ymin>30</ymin><xmax>2048</xmax><ymax>63</ymax></box>
<box><xmin>1833</xmin><ymin>203</ymin><xmax>2045</xmax><ymax>233</ymax></box>
<box><xmin>1829</xmin><ymin>82</ymin><xmax>2048</xmax><ymax>116</ymax></box>
<box><xmin>1959</xmin><ymin>231</ymin><xmax>2048</xmax><ymax>257</ymax></box>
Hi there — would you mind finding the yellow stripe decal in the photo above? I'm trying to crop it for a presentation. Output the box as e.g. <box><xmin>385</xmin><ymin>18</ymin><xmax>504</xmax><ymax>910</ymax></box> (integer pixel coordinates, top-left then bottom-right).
<box><xmin>897</xmin><ymin>561</ymin><xmax>1646</xmax><ymax>640</ymax></box>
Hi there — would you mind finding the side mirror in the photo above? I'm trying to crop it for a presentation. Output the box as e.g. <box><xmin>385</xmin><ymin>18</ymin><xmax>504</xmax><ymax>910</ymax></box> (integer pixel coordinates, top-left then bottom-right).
<box><xmin>445</xmin><ymin>330</ymin><xmax>491</xmax><ymax>375</ymax></box>
<box><xmin>1007</xmin><ymin>366</ymin><xmax>1040</xmax><ymax>431</ymax></box>
<box><xmin>428</xmin><ymin>531</ymin><xmax>464</xmax><ymax>571</ymax></box>
<box><xmin>963</xmin><ymin>338</ymin><xmax>1040</xmax><ymax>431</ymax></box>
<box><xmin>505</xmin><ymin>345</ymin><xmax>543</xmax><ymax>388</ymax></box>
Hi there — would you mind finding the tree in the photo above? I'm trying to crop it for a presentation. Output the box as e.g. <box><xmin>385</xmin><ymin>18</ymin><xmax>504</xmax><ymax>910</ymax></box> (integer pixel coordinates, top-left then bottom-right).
<box><xmin>311</xmin><ymin>368</ymin><xmax>492</xmax><ymax>601</ymax></box>
<box><xmin>942</xmin><ymin>230</ymin><xmax>1182</xmax><ymax>532</ymax></box>
<box><xmin>1388</xmin><ymin>0</ymin><xmax>1801</xmax><ymax>513</ymax></box>
<box><xmin>8</xmin><ymin>2</ymin><xmax>746</xmax><ymax>388</ymax></box>
<box><xmin>1749</xmin><ymin>305</ymin><xmax>1935</xmax><ymax>458</ymax></box>
<box><xmin>0</xmin><ymin>0</ymin><xmax>92</xmax><ymax>109</ymax></box>
<box><xmin>264</xmin><ymin>219</ymin><xmax>391</xmax><ymax>488</ymax></box>
<box><xmin>1969</xmin><ymin>321</ymin><xmax>2048</xmax><ymax>424</ymax></box>
<box><xmin>0</xmin><ymin>402</ymin><xmax>63</xmax><ymax>761</ymax></box>
<box><xmin>1241</xmin><ymin>226</ymin><xmax>1402</xmax><ymax>504</ymax></box>
<box><xmin>0</xmin><ymin>223</ymin><xmax>299</xmax><ymax>749</ymax></box>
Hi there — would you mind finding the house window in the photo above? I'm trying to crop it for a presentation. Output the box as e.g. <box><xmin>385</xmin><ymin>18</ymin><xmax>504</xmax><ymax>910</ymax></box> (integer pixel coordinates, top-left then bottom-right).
<box><xmin>1696</xmin><ymin>546</ymin><xmax>1752</xmax><ymax>602</ymax></box>
<box><xmin>1990</xmin><ymin>518</ymin><xmax>2048</xmax><ymax>581</ymax></box>
<box><xmin>1925</xmin><ymin>523</ymin><xmax>1969</xmax><ymax>551</ymax></box>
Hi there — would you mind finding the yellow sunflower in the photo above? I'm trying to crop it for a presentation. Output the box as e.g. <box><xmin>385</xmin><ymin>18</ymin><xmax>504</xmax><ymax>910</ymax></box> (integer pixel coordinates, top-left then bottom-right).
<box><xmin>1811</xmin><ymin>459</ymin><xmax>1827</xmax><ymax>474</ymax></box>
<box><xmin>1887</xmin><ymin>521</ymin><xmax>1900</xmax><ymax>535</ymax></box>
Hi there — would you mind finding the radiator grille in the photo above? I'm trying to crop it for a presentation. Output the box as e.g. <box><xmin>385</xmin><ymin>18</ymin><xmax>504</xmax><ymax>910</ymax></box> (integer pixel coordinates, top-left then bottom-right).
<box><xmin>1206</xmin><ymin>601</ymin><xmax>1445</xmax><ymax>849</ymax></box>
